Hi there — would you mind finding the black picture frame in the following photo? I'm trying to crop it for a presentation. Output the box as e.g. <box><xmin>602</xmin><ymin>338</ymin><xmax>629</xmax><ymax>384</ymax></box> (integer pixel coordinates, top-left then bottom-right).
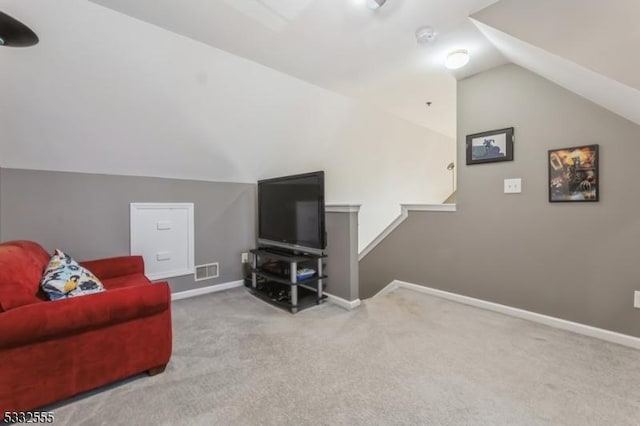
<box><xmin>548</xmin><ymin>144</ymin><xmax>599</xmax><ymax>203</ymax></box>
<box><xmin>466</xmin><ymin>127</ymin><xmax>514</xmax><ymax>165</ymax></box>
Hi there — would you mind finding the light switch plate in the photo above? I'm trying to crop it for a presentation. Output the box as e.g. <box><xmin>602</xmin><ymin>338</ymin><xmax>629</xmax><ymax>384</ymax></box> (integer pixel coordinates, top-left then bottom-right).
<box><xmin>504</xmin><ymin>178</ymin><xmax>522</xmax><ymax>194</ymax></box>
<box><xmin>634</xmin><ymin>291</ymin><xmax>640</xmax><ymax>309</ymax></box>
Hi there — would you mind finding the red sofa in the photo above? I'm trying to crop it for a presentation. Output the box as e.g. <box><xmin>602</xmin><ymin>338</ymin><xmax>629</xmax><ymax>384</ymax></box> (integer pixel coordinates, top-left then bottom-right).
<box><xmin>0</xmin><ymin>241</ymin><xmax>172</xmax><ymax>412</ymax></box>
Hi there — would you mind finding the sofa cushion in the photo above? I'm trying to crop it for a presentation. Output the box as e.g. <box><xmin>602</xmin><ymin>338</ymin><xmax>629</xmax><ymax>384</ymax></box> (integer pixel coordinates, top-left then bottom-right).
<box><xmin>0</xmin><ymin>243</ymin><xmax>49</xmax><ymax>311</ymax></box>
<box><xmin>40</xmin><ymin>250</ymin><xmax>105</xmax><ymax>300</ymax></box>
<box><xmin>0</xmin><ymin>282</ymin><xmax>171</xmax><ymax>350</ymax></box>
<box><xmin>80</xmin><ymin>256</ymin><xmax>145</xmax><ymax>281</ymax></box>
<box><xmin>6</xmin><ymin>241</ymin><xmax>51</xmax><ymax>269</ymax></box>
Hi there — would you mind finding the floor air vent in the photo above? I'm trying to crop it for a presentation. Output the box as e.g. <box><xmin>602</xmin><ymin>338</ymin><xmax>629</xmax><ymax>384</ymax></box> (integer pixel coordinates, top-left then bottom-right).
<box><xmin>194</xmin><ymin>262</ymin><xmax>219</xmax><ymax>281</ymax></box>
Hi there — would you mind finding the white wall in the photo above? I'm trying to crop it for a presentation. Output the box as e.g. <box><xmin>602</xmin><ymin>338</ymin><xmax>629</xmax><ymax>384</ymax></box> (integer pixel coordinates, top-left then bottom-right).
<box><xmin>0</xmin><ymin>0</ymin><xmax>455</xmax><ymax>251</ymax></box>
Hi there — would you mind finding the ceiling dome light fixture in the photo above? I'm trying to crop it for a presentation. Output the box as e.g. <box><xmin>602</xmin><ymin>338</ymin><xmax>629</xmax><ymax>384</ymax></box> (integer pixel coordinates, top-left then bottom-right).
<box><xmin>445</xmin><ymin>49</ymin><xmax>470</xmax><ymax>70</ymax></box>
<box><xmin>0</xmin><ymin>11</ymin><xmax>39</xmax><ymax>47</ymax></box>
<box><xmin>415</xmin><ymin>26</ymin><xmax>437</xmax><ymax>44</ymax></box>
<box><xmin>367</xmin><ymin>0</ymin><xmax>387</xmax><ymax>10</ymax></box>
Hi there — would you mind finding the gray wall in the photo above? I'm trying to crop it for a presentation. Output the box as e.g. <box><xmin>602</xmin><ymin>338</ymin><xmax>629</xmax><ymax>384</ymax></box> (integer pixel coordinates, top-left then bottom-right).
<box><xmin>325</xmin><ymin>210</ymin><xmax>359</xmax><ymax>301</ymax></box>
<box><xmin>0</xmin><ymin>169</ymin><xmax>256</xmax><ymax>293</ymax></box>
<box><xmin>360</xmin><ymin>64</ymin><xmax>640</xmax><ymax>338</ymax></box>
<box><xmin>0</xmin><ymin>168</ymin><xmax>358</xmax><ymax>300</ymax></box>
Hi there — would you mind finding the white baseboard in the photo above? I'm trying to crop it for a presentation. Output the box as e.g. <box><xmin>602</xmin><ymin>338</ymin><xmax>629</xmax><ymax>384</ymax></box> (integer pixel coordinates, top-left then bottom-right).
<box><xmin>171</xmin><ymin>280</ymin><xmax>244</xmax><ymax>301</ymax></box>
<box><xmin>325</xmin><ymin>293</ymin><xmax>361</xmax><ymax>310</ymax></box>
<box><xmin>379</xmin><ymin>280</ymin><xmax>640</xmax><ymax>350</ymax></box>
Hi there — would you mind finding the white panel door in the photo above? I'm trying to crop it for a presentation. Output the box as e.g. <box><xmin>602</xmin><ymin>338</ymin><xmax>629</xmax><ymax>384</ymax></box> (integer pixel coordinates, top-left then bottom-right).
<box><xmin>130</xmin><ymin>203</ymin><xmax>195</xmax><ymax>280</ymax></box>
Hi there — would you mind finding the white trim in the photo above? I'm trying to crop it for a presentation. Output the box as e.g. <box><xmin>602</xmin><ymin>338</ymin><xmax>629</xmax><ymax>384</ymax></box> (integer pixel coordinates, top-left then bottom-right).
<box><xmin>378</xmin><ymin>280</ymin><xmax>640</xmax><ymax>350</ymax></box>
<box><xmin>359</xmin><ymin>203</ymin><xmax>456</xmax><ymax>261</ymax></box>
<box><xmin>373</xmin><ymin>280</ymin><xmax>402</xmax><ymax>298</ymax></box>
<box><xmin>325</xmin><ymin>293</ymin><xmax>361</xmax><ymax>310</ymax></box>
<box><xmin>402</xmin><ymin>203</ymin><xmax>457</xmax><ymax>212</ymax></box>
<box><xmin>171</xmin><ymin>280</ymin><xmax>244</xmax><ymax>301</ymax></box>
<box><xmin>326</xmin><ymin>204</ymin><xmax>361</xmax><ymax>213</ymax></box>
<box><xmin>147</xmin><ymin>270</ymin><xmax>192</xmax><ymax>281</ymax></box>
<box><xmin>359</xmin><ymin>212</ymin><xmax>408</xmax><ymax>261</ymax></box>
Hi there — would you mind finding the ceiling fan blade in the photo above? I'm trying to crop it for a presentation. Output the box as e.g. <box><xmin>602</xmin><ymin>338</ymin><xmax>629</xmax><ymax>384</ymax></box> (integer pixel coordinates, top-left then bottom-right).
<box><xmin>0</xmin><ymin>11</ymin><xmax>39</xmax><ymax>47</ymax></box>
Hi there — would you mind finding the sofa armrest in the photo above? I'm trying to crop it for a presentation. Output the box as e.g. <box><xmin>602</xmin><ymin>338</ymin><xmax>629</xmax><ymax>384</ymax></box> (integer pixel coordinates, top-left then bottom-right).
<box><xmin>0</xmin><ymin>282</ymin><xmax>170</xmax><ymax>350</ymax></box>
<box><xmin>80</xmin><ymin>256</ymin><xmax>145</xmax><ymax>280</ymax></box>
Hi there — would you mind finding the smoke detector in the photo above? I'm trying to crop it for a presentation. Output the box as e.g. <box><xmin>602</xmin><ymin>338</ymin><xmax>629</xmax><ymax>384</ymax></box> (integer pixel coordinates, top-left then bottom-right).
<box><xmin>416</xmin><ymin>26</ymin><xmax>437</xmax><ymax>44</ymax></box>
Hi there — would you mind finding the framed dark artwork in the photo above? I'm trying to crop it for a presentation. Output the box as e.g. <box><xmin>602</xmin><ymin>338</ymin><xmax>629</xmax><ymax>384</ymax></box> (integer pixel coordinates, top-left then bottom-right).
<box><xmin>466</xmin><ymin>127</ymin><xmax>514</xmax><ymax>165</ymax></box>
<box><xmin>548</xmin><ymin>144</ymin><xmax>599</xmax><ymax>202</ymax></box>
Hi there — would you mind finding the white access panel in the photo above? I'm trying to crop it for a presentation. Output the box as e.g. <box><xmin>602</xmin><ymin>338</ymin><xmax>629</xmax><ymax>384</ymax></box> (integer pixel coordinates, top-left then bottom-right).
<box><xmin>130</xmin><ymin>203</ymin><xmax>195</xmax><ymax>281</ymax></box>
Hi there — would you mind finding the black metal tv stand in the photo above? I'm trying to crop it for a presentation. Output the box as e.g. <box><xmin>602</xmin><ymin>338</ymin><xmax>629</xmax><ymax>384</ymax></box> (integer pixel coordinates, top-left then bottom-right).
<box><xmin>248</xmin><ymin>247</ymin><xmax>327</xmax><ymax>314</ymax></box>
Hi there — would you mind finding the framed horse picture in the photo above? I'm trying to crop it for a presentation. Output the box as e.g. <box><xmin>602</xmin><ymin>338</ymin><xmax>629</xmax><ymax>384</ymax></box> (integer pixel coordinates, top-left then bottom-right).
<box><xmin>466</xmin><ymin>127</ymin><xmax>514</xmax><ymax>165</ymax></box>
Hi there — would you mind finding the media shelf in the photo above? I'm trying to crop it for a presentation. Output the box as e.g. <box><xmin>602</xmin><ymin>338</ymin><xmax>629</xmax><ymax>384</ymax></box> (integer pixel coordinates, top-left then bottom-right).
<box><xmin>248</xmin><ymin>248</ymin><xmax>327</xmax><ymax>314</ymax></box>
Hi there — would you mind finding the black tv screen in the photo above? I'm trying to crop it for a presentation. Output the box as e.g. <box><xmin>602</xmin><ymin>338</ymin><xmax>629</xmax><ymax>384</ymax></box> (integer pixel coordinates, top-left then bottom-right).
<box><xmin>258</xmin><ymin>171</ymin><xmax>326</xmax><ymax>250</ymax></box>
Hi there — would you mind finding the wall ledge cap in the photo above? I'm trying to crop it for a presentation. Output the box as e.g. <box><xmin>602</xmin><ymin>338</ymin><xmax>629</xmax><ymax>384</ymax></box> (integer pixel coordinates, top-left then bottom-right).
<box><xmin>326</xmin><ymin>204</ymin><xmax>361</xmax><ymax>213</ymax></box>
<box><xmin>401</xmin><ymin>203</ymin><xmax>456</xmax><ymax>212</ymax></box>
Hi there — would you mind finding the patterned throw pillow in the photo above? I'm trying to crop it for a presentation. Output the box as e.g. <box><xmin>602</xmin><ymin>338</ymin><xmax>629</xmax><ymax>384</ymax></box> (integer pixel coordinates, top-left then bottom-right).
<box><xmin>40</xmin><ymin>249</ymin><xmax>105</xmax><ymax>300</ymax></box>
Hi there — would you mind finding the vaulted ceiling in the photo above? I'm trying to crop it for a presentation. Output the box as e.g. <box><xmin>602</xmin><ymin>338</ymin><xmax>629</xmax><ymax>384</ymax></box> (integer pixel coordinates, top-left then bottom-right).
<box><xmin>84</xmin><ymin>0</ymin><xmax>640</xmax><ymax>135</ymax></box>
<box><xmin>3</xmin><ymin>0</ymin><xmax>636</xmax><ymax>144</ymax></box>
<box><xmin>474</xmin><ymin>0</ymin><xmax>640</xmax><ymax>91</ymax></box>
<box><xmin>472</xmin><ymin>0</ymin><xmax>640</xmax><ymax>127</ymax></box>
<box><xmin>88</xmin><ymin>0</ymin><xmax>506</xmax><ymax>139</ymax></box>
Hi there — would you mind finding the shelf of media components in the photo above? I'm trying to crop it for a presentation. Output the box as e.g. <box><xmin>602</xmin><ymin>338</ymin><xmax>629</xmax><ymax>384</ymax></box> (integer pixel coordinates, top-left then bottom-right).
<box><xmin>249</xmin><ymin>248</ymin><xmax>327</xmax><ymax>314</ymax></box>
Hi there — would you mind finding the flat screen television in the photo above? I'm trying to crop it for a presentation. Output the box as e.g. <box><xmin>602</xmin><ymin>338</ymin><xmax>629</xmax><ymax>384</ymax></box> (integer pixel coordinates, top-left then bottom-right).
<box><xmin>258</xmin><ymin>171</ymin><xmax>326</xmax><ymax>252</ymax></box>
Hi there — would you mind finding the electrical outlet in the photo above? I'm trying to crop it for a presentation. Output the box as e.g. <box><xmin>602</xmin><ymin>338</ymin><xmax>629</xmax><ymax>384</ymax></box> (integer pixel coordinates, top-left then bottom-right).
<box><xmin>504</xmin><ymin>178</ymin><xmax>522</xmax><ymax>194</ymax></box>
<box><xmin>634</xmin><ymin>291</ymin><xmax>640</xmax><ymax>309</ymax></box>
<box><xmin>241</xmin><ymin>252</ymin><xmax>249</xmax><ymax>264</ymax></box>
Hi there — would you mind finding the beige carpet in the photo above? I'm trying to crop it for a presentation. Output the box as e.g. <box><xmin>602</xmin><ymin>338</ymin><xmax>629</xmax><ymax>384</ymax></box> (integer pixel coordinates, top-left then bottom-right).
<box><xmin>46</xmin><ymin>287</ymin><xmax>640</xmax><ymax>425</ymax></box>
